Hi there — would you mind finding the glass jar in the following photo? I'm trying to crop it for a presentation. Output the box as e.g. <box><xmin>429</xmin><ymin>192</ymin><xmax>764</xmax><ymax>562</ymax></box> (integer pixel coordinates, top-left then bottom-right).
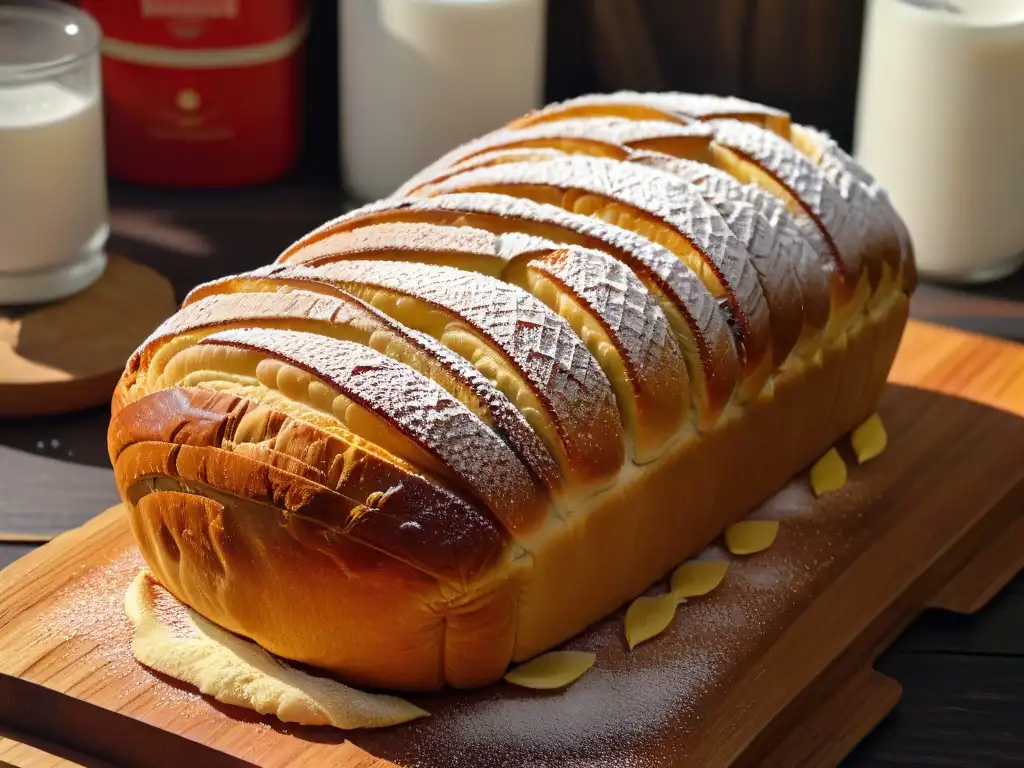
<box><xmin>0</xmin><ymin>0</ymin><xmax>109</xmax><ymax>305</ymax></box>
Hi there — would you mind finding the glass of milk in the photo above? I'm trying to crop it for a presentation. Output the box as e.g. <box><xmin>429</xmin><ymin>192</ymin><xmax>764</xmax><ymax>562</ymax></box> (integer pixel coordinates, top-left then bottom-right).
<box><xmin>0</xmin><ymin>0</ymin><xmax>108</xmax><ymax>305</ymax></box>
<box><xmin>855</xmin><ymin>0</ymin><xmax>1024</xmax><ymax>283</ymax></box>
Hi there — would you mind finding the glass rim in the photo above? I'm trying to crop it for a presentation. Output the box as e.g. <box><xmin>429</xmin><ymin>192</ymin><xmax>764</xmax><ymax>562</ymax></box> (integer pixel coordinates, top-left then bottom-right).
<box><xmin>0</xmin><ymin>0</ymin><xmax>102</xmax><ymax>84</ymax></box>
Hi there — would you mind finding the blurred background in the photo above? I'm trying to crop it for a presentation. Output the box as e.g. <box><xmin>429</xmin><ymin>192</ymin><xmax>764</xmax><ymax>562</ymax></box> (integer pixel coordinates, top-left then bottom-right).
<box><xmin>71</xmin><ymin>0</ymin><xmax>869</xmax><ymax>188</ymax></box>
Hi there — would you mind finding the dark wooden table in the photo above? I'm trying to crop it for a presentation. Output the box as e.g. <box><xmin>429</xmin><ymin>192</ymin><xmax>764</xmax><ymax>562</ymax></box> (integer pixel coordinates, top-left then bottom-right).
<box><xmin>1</xmin><ymin>182</ymin><xmax>1022</xmax><ymax>767</ymax></box>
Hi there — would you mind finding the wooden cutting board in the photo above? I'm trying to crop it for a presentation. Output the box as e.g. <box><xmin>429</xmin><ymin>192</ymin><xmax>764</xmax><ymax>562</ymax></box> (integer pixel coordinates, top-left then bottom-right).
<box><xmin>1</xmin><ymin>321</ymin><xmax>1022</xmax><ymax>768</ymax></box>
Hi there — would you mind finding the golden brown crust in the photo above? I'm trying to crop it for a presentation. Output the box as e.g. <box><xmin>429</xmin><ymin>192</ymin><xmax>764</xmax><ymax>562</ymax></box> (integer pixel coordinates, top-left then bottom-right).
<box><xmin>705</xmin><ymin>119</ymin><xmax>876</xmax><ymax>294</ymax></box>
<box><xmin>109</xmin><ymin>387</ymin><xmax>509</xmax><ymax>584</ymax></box>
<box><xmin>356</xmin><ymin>112</ymin><xmax>827</xmax><ymax>367</ymax></box>
<box><xmin>124</xmin><ymin>485</ymin><xmax>453</xmax><ymax>690</ymax></box>
<box><xmin>651</xmin><ymin>157</ymin><xmax>833</xmax><ymax>354</ymax></box>
<box><xmin>507</xmin><ymin>91</ymin><xmax>791</xmax><ymax>135</ymax></box>
<box><xmin>394</xmin><ymin>118</ymin><xmax>714</xmax><ymax>198</ymax></box>
<box><xmin>522</xmin><ymin>245</ymin><xmax>690</xmax><ymax>460</ymax></box>
<box><xmin>265</xmin><ymin>221</ymin><xmax>688</xmax><ymax>461</ymax></box>
<box><xmin>285</xmin><ymin>221</ymin><xmax>543</xmax><ymax>271</ymax></box>
<box><xmin>451</xmin><ymin>107</ymin><xmax>882</xmax><ymax>334</ymax></box>
<box><xmin>107</xmin><ymin>90</ymin><xmax>916</xmax><ymax>693</ymax></box>
<box><xmin>791</xmin><ymin>123</ymin><xmax>915</xmax><ymax>293</ymax></box>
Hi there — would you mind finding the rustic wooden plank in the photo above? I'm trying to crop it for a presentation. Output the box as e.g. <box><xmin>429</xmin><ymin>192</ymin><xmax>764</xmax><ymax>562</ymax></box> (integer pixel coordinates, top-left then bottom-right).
<box><xmin>0</xmin><ymin>730</ymin><xmax>112</xmax><ymax>768</ymax></box>
<box><xmin>888</xmin><ymin>321</ymin><xmax>1024</xmax><ymax>417</ymax></box>
<box><xmin>850</xmin><ymin>655</ymin><xmax>1024</xmax><ymax>767</ymax></box>
<box><xmin>891</xmin><ymin>576</ymin><xmax>1024</xmax><ymax>657</ymax></box>
<box><xmin>682</xmin><ymin>394</ymin><xmax>1024</xmax><ymax>766</ymax></box>
<box><xmin>0</xmin><ymin>545</ymin><xmax>35</xmax><ymax>572</ymax></box>
<box><xmin>930</xmin><ymin>512</ymin><xmax>1024</xmax><ymax>615</ymax></box>
<box><xmin>761</xmin><ymin>667</ymin><xmax>902</xmax><ymax>768</ymax></box>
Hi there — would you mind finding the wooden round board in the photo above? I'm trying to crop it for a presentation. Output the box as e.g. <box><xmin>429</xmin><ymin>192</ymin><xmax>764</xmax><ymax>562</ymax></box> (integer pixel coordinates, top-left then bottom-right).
<box><xmin>0</xmin><ymin>254</ymin><xmax>176</xmax><ymax>418</ymax></box>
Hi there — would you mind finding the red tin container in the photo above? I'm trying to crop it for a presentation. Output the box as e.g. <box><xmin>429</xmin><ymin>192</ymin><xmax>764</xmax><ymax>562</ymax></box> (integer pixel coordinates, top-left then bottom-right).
<box><xmin>81</xmin><ymin>0</ymin><xmax>306</xmax><ymax>188</ymax></box>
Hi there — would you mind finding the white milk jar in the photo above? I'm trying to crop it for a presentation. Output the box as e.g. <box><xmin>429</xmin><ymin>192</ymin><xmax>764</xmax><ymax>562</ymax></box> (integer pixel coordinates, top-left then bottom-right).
<box><xmin>0</xmin><ymin>0</ymin><xmax>109</xmax><ymax>305</ymax></box>
<box><xmin>339</xmin><ymin>0</ymin><xmax>547</xmax><ymax>202</ymax></box>
<box><xmin>855</xmin><ymin>0</ymin><xmax>1024</xmax><ymax>283</ymax></box>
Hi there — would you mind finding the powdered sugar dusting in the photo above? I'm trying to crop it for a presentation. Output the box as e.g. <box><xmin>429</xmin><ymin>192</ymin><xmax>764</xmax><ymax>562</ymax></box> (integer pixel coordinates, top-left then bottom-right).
<box><xmin>318</xmin><ymin>192</ymin><xmax>740</xmax><ymax>418</ymax></box>
<box><xmin>801</xmin><ymin>123</ymin><xmax>911</xmax><ymax>277</ymax></box>
<box><xmin>632</xmin><ymin>143</ymin><xmax>833</xmax><ymax>336</ymax></box>
<box><xmin>35</xmin><ymin>549</ymin><xmax>200</xmax><ymax>706</ymax></box>
<box><xmin>273</xmin><ymin>260</ymin><xmax>625</xmax><ymax>477</ymax></box>
<box><xmin>395</xmin><ymin>117</ymin><xmax>712</xmax><ymax>199</ymax></box>
<box><xmin>346</xmin><ymin>459</ymin><xmax>888</xmax><ymax>767</ymax></box>
<box><xmin>289</xmin><ymin>221</ymin><xmax>503</xmax><ymax>265</ymax></box>
<box><xmin>708</xmin><ymin>119</ymin><xmax>867</xmax><ymax>283</ymax></box>
<box><xmin>139</xmin><ymin>269</ymin><xmax>563</xmax><ymax>498</ymax></box>
<box><xmin>530</xmin><ymin>246</ymin><xmax>687</xmax><ymax>431</ymax></box>
<box><xmin>201</xmin><ymin>328</ymin><xmax>545</xmax><ymax>536</ymax></box>
<box><xmin>404</xmin><ymin>327</ymin><xmax>562</xmax><ymax>492</ymax></box>
<box><xmin>423</xmin><ymin>156</ymin><xmax>771</xmax><ymax>379</ymax></box>
<box><xmin>405</xmin><ymin>147</ymin><xmax>573</xmax><ymax>199</ymax></box>
<box><xmin>647</xmin><ymin>92</ymin><xmax>789</xmax><ymax>123</ymax></box>
<box><xmin>510</xmin><ymin>90</ymin><xmax>785</xmax><ymax>130</ymax></box>
<box><xmin>629</xmin><ymin>153</ymin><xmax>804</xmax><ymax>364</ymax></box>
<box><xmin>131</xmin><ymin>290</ymin><xmax>360</xmax><ymax>372</ymax></box>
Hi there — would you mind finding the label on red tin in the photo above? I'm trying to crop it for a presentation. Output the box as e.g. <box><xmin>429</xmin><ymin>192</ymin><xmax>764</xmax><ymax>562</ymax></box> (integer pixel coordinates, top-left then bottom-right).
<box><xmin>141</xmin><ymin>0</ymin><xmax>239</xmax><ymax>18</ymax></box>
<box><xmin>82</xmin><ymin>0</ymin><xmax>302</xmax><ymax>49</ymax></box>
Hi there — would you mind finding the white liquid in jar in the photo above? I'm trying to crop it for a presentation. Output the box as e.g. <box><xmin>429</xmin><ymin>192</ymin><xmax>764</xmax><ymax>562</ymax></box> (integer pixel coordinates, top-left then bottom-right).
<box><xmin>0</xmin><ymin>81</ymin><xmax>108</xmax><ymax>274</ymax></box>
<box><xmin>856</xmin><ymin>0</ymin><xmax>1024</xmax><ymax>280</ymax></box>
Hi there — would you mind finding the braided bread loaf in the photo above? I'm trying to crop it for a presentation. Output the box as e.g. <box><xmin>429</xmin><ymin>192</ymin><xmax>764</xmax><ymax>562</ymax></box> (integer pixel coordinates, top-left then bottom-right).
<box><xmin>109</xmin><ymin>91</ymin><xmax>914</xmax><ymax>691</ymax></box>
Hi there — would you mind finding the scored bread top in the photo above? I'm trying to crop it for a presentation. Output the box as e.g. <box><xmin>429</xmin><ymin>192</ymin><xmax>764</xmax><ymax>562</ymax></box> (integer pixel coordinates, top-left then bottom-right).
<box><xmin>413</xmin><ymin>155</ymin><xmax>774</xmax><ymax>399</ymax></box>
<box><xmin>806</xmin><ymin>127</ymin><xmax>916</xmax><ymax>293</ymax></box>
<box><xmin>268</xmin><ymin>221</ymin><xmax>688</xmax><ymax>461</ymax></box>
<box><xmin>283</xmin><ymin>192</ymin><xmax>740</xmax><ymax>429</ymax></box>
<box><xmin>627</xmin><ymin>152</ymin><xmax>823</xmax><ymax>364</ymax></box>
<box><xmin>405</xmin><ymin>113</ymin><xmax>876</xmax><ymax>320</ymax></box>
<box><xmin>508</xmin><ymin>91</ymin><xmax>790</xmax><ymax>136</ymax></box>
<box><xmin>518</xmin><ymin>244</ymin><xmax>689</xmax><ymax>460</ymax></box>
<box><xmin>231</xmin><ymin>261</ymin><xmax>626</xmax><ymax>487</ymax></box>
<box><xmin>285</xmin><ymin>221</ymin><xmax>547</xmax><ymax>271</ymax></box>
<box><xmin>128</xmin><ymin>289</ymin><xmax>562</xmax><ymax>494</ymax></box>
<box><xmin>409</xmin><ymin>141</ymin><xmax>804</xmax><ymax>371</ymax></box>
<box><xmin>394</xmin><ymin>118</ymin><xmax>714</xmax><ymax>199</ymax></box>
<box><xmin>705</xmin><ymin>119</ymin><xmax>874</xmax><ymax>292</ymax></box>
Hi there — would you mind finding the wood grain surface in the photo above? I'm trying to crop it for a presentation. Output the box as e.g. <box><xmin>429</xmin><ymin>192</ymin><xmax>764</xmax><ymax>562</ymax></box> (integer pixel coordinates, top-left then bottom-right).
<box><xmin>0</xmin><ymin>731</ymin><xmax>110</xmax><ymax>768</ymax></box>
<box><xmin>0</xmin><ymin>321</ymin><xmax>1022</xmax><ymax>768</ymax></box>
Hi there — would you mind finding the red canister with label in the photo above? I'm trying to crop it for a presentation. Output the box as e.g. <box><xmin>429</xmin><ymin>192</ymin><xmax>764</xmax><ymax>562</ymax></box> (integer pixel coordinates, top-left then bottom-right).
<box><xmin>81</xmin><ymin>0</ymin><xmax>306</xmax><ymax>187</ymax></box>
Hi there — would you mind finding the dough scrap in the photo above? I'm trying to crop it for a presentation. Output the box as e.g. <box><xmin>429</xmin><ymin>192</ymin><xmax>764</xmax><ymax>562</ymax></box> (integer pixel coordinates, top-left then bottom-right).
<box><xmin>124</xmin><ymin>570</ymin><xmax>428</xmax><ymax>729</ymax></box>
